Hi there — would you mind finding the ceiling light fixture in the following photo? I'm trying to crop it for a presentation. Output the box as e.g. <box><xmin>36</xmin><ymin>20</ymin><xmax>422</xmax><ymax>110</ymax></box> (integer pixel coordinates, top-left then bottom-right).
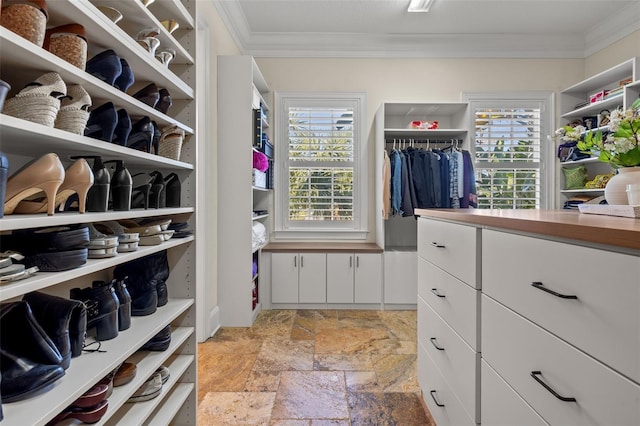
<box><xmin>407</xmin><ymin>0</ymin><xmax>435</xmax><ymax>13</ymax></box>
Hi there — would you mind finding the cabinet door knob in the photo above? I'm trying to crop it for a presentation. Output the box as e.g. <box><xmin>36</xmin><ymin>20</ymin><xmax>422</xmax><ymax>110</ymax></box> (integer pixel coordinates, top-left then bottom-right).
<box><xmin>431</xmin><ymin>242</ymin><xmax>445</xmax><ymax>248</ymax></box>
<box><xmin>430</xmin><ymin>337</ymin><xmax>445</xmax><ymax>351</ymax></box>
<box><xmin>530</xmin><ymin>371</ymin><xmax>576</xmax><ymax>402</ymax></box>
<box><xmin>430</xmin><ymin>390</ymin><xmax>445</xmax><ymax>407</ymax></box>
<box><xmin>531</xmin><ymin>282</ymin><xmax>578</xmax><ymax>299</ymax></box>
<box><xmin>431</xmin><ymin>288</ymin><xmax>446</xmax><ymax>298</ymax></box>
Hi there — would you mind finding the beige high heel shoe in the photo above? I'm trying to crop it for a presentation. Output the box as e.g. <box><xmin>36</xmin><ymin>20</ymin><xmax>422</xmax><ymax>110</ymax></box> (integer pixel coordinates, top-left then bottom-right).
<box><xmin>3</xmin><ymin>153</ymin><xmax>65</xmax><ymax>216</ymax></box>
<box><xmin>14</xmin><ymin>158</ymin><xmax>94</xmax><ymax>214</ymax></box>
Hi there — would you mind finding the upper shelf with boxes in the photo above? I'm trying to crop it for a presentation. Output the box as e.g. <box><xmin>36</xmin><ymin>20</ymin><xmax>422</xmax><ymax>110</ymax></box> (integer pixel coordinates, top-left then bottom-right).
<box><xmin>556</xmin><ymin>57</ymin><xmax>639</xmax><ymax>209</ymax></box>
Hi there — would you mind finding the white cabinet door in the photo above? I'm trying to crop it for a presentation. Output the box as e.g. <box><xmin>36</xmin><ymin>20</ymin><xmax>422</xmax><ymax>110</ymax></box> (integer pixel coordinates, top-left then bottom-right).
<box><xmin>383</xmin><ymin>251</ymin><xmax>417</xmax><ymax>304</ymax></box>
<box><xmin>298</xmin><ymin>253</ymin><xmax>327</xmax><ymax>303</ymax></box>
<box><xmin>272</xmin><ymin>253</ymin><xmax>299</xmax><ymax>303</ymax></box>
<box><xmin>354</xmin><ymin>253</ymin><xmax>383</xmax><ymax>303</ymax></box>
<box><xmin>327</xmin><ymin>253</ymin><xmax>354</xmax><ymax>303</ymax></box>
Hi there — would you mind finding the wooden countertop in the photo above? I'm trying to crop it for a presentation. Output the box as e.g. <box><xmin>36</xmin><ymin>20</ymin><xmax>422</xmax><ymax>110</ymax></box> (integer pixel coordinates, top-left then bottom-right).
<box><xmin>262</xmin><ymin>242</ymin><xmax>383</xmax><ymax>253</ymax></box>
<box><xmin>414</xmin><ymin>209</ymin><xmax>640</xmax><ymax>251</ymax></box>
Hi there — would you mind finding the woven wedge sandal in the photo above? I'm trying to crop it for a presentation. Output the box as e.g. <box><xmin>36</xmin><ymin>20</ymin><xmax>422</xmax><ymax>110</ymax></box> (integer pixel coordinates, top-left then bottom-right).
<box><xmin>55</xmin><ymin>84</ymin><xmax>91</xmax><ymax>135</ymax></box>
<box><xmin>3</xmin><ymin>72</ymin><xmax>66</xmax><ymax>127</ymax></box>
<box><xmin>157</xmin><ymin>125</ymin><xmax>185</xmax><ymax>160</ymax></box>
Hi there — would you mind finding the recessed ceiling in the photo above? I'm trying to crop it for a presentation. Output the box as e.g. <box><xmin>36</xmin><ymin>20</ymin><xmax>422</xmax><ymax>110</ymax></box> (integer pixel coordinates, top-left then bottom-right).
<box><xmin>214</xmin><ymin>0</ymin><xmax>640</xmax><ymax>58</ymax></box>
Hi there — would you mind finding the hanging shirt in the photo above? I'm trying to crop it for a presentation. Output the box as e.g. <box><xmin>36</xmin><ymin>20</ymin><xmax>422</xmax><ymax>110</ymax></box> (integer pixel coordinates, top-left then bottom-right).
<box><xmin>389</xmin><ymin>149</ymin><xmax>403</xmax><ymax>215</ymax></box>
<box><xmin>400</xmin><ymin>150</ymin><xmax>414</xmax><ymax>217</ymax></box>
<box><xmin>383</xmin><ymin>150</ymin><xmax>391</xmax><ymax>219</ymax></box>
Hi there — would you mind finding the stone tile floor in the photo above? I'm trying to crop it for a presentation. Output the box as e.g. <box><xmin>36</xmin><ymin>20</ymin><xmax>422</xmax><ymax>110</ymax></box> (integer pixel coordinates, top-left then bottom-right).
<box><xmin>197</xmin><ymin>310</ymin><xmax>436</xmax><ymax>425</ymax></box>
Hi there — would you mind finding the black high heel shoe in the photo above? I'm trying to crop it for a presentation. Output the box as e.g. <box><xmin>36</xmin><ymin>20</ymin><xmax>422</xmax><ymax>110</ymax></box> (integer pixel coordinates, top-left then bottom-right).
<box><xmin>132</xmin><ymin>83</ymin><xmax>159</xmax><ymax>108</ymax></box>
<box><xmin>131</xmin><ymin>172</ymin><xmax>153</xmax><ymax>210</ymax></box>
<box><xmin>155</xmin><ymin>88</ymin><xmax>172</xmax><ymax>114</ymax></box>
<box><xmin>111</xmin><ymin>109</ymin><xmax>131</xmax><ymax>146</ymax></box>
<box><xmin>164</xmin><ymin>173</ymin><xmax>181</xmax><ymax>207</ymax></box>
<box><xmin>70</xmin><ymin>156</ymin><xmax>110</xmax><ymax>212</ymax></box>
<box><xmin>86</xmin><ymin>50</ymin><xmax>122</xmax><ymax>86</ymax></box>
<box><xmin>151</xmin><ymin>120</ymin><xmax>161</xmax><ymax>155</ymax></box>
<box><xmin>84</xmin><ymin>102</ymin><xmax>117</xmax><ymax>142</ymax></box>
<box><xmin>105</xmin><ymin>160</ymin><xmax>132</xmax><ymax>211</ymax></box>
<box><xmin>127</xmin><ymin>116</ymin><xmax>154</xmax><ymax>153</ymax></box>
<box><xmin>148</xmin><ymin>171</ymin><xmax>165</xmax><ymax>209</ymax></box>
<box><xmin>113</xmin><ymin>58</ymin><xmax>134</xmax><ymax>92</ymax></box>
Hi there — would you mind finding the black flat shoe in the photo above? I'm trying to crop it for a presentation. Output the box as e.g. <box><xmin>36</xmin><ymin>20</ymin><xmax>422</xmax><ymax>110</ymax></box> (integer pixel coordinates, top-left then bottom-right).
<box><xmin>22</xmin><ymin>248</ymin><xmax>89</xmax><ymax>272</ymax></box>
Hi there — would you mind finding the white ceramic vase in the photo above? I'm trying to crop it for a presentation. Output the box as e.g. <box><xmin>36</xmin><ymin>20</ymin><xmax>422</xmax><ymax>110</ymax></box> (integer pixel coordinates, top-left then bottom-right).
<box><xmin>604</xmin><ymin>166</ymin><xmax>640</xmax><ymax>205</ymax></box>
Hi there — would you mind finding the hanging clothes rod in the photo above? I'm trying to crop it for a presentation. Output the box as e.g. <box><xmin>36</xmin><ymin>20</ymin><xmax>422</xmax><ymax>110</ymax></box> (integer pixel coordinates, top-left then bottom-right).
<box><xmin>384</xmin><ymin>138</ymin><xmax>463</xmax><ymax>144</ymax></box>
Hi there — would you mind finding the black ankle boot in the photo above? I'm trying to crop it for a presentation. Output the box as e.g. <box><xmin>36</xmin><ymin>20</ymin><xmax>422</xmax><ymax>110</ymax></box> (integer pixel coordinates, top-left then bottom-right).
<box><xmin>70</xmin><ymin>283</ymin><xmax>119</xmax><ymax>341</ymax></box>
<box><xmin>0</xmin><ymin>301</ymin><xmax>65</xmax><ymax>403</ymax></box>
<box><xmin>22</xmin><ymin>291</ymin><xmax>87</xmax><ymax>370</ymax></box>
<box><xmin>112</xmin><ymin>278</ymin><xmax>132</xmax><ymax>331</ymax></box>
<box><xmin>113</xmin><ymin>251</ymin><xmax>169</xmax><ymax>316</ymax></box>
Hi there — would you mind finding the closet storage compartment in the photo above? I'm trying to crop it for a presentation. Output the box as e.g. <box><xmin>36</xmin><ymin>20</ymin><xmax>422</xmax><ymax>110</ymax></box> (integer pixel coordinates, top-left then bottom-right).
<box><xmin>218</xmin><ymin>55</ymin><xmax>272</xmax><ymax>326</ymax></box>
<box><xmin>326</xmin><ymin>252</ymin><xmax>382</xmax><ymax>304</ymax></box>
<box><xmin>271</xmin><ymin>252</ymin><xmax>326</xmax><ymax>304</ymax></box>
<box><xmin>374</xmin><ymin>102</ymin><xmax>470</xmax><ymax>308</ymax></box>
<box><xmin>556</xmin><ymin>57</ymin><xmax>638</xmax><ymax>208</ymax></box>
<box><xmin>0</xmin><ymin>0</ymin><xmax>198</xmax><ymax>424</ymax></box>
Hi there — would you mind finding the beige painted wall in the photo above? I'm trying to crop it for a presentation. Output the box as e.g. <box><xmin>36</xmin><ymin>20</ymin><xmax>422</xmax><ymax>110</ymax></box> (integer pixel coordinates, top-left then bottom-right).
<box><xmin>586</xmin><ymin>30</ymin><xmax>640</xmax><ymax>77</ymax></box>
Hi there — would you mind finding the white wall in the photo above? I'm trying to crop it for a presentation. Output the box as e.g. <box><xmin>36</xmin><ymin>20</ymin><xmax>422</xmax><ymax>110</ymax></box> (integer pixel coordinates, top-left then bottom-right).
<box><xmin>586</xmin><ymin>30</ymin><xmax>640</xmax><ymax>77</ymax></box>
<box><xmin>196</xmin><ymin>1</ymin><xmax>240</xmax><ymax>340</ymax></box>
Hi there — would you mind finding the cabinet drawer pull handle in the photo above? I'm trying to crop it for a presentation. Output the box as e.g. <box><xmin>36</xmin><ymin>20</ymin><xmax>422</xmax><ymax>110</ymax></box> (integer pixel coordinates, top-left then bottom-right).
<box><xmin>430</xmin><ymin>390</ymin><xmax>445</xmax><ymax>407</ymax></box>
<box><xmin>531</xmin><ymin>282</ymin><xmax>577</xmax><ymax>299</ymax></box>
<box><xmin>530</xmin><ymin>371</ymin><xmax>576</xmax><ymax>402</ymax></box>
<box><xmin>431</xmin><ymin>288</ymin><xmax>446</xmax><ymax>298</ymax></box>
<box><xmin>349</xmin><ymin>256</ymin><xmax>352</xmax><ymax>267</ymax></box>
<box><xmin>430</xmin><ymin>337</ymin><xmax>444</xmax><ymax>351</ymax></box>
<box><xmin>356</xmin><ymin>256</ymin><xmax>359</xmax><ymax>268</ymax></box>
<box><xmin>301</xmin><ymin>256</ymin><xmax>304</xmax><ymax>267</ymax></box>
<box><xmin>431</xmin><ymin>242</ymin><xmax>445</xmax><ymax>248</ymax></box>
<box><xmin>294</xmin><ymin>256</ymin><xmax>296</xmax><ymax>267</ymax></box>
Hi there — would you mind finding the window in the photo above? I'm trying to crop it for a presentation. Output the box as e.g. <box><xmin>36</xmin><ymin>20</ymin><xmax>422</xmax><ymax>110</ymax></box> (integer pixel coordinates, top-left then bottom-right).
<box><xmin>463</xmin><ymin>93</ymin><xmax>554</xmax><ymax>209</ymax></box>
<box><xmin>275</xmin><ymin>93</ymin><xmax>367</xmax><ymax>238</ymax></box>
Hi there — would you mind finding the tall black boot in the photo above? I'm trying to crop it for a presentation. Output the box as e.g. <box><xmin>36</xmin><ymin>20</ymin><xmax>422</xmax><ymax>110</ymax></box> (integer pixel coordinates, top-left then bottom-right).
<box><xmin>70</xmin><ymin>283</ymin><xmax>119</xmax><ymax>341</ymax></box>
<box><xmin>22</xmin><ymin>291</ymin><xmax>87</xmax><ymax>370</ymax></box>
<box><xmin>113</xmin><ymin>251</ymin><xmax>169</xmax><ymax>316</ymax></box>
<box><xmin>0</xmin><ymin>301</ymin><xmax>65</xmax><ymax>403</ymax></box>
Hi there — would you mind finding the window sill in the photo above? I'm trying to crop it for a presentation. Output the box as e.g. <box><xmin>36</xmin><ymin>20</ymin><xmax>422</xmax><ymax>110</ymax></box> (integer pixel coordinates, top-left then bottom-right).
<box><xmin>272</xmin><ymin>230</ymin><xmax>369</xmax><ymax>241</ymax></box>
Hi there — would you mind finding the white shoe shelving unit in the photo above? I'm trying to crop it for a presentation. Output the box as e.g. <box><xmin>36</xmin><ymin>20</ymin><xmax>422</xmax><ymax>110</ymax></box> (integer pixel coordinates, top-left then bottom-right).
<box><xmin>0</xmin><ymin>0</ymin><xmax>198</xmax><ymax>424</ymax></box>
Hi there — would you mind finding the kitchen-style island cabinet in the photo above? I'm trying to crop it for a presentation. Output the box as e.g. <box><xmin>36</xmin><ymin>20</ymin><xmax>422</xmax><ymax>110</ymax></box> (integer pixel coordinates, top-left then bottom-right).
<box><xmin>415</xmin><ymin>208</ymin><xmax>640</xmax><ymax>426</ymax></box>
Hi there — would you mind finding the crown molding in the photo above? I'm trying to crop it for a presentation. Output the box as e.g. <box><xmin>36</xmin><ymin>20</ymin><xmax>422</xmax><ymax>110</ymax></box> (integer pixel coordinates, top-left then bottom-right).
<box><xmin>213</xmin><ymin>0</ymin><xmax>637</xmax><ymax>59</ymax></box>
<box><xmin>584</xmin><ymin>1</ymin><xmax>640</xmax><ymax>57</ymax></box>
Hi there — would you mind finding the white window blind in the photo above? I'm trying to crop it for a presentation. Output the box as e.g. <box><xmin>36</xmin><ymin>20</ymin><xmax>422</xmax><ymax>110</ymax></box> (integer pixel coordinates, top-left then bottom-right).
<box><xmin>288</xmin><ymin>107</ymin><xmax>354</xmax><ymax>221</ymax></box>
<box><xmin>275</xmin><ymin>93</ymin><xmax>367</xmax><ymax>238</ymax></box>
<box><xmin>472</xmin><ymin>102</ymin><xmax>546</xmax><ymax>209</ymax></box>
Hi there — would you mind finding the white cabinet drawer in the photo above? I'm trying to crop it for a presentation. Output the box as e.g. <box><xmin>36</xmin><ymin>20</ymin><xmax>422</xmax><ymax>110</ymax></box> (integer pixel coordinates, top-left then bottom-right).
<box><xmin>483</xmin><ymin>230</ymin><xmax>640</xmax><ymax>383</ymax></box>
<box><xmin>418</xmin><ymin>298</ymin><xmax>479</xmax><ymax>422</ymax></box>
<box><xmin>481</xmin><ymin>360</ymin><xmax>548</xmax><ymax>426</ymax></box>
<box><xmin>418</xmin><ymin>343</ymin><xmax>475</xmax><ymax>426</ymax></box>
<box><xmin>482</xmin><ymin>295</ymin><xmax>640</xmax><ymax>426</ymax></box>
<box><xmin>418</xmin><ymin>257</ymin><xmax>478</xmax><ymax>350</ymax></box>
<box><xmin>417</xmin><ymin>218</ymin><xmax>478</xmax><ymax>287</ymax></box>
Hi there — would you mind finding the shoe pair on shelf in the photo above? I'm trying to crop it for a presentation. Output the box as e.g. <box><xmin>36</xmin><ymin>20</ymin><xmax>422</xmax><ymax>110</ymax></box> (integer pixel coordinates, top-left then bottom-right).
<box><xmin>43</xmin><ymin>23</ymin><xmax>88</xmax><ymax>70</ymax></box>
<box><xmin>0</xmin><ymin>254</ymin><xmax>39</xmax><ymax>284</ymax></box>
<box><xmin>0</xmin><ymin>225</ymin><xmax>89</xmax><ymax>272</ymax></box>
<box><xmin>85</xmin><ymin>49</ymin><xmax>135</xmax><ymax>92</ymax></box>
<box><xmin>45</xmin><ymin>383</ymin><xmax>109</xmax><ymax>425</ymax></box>
<box><xmin>131</xmin><ymin>171</ymin><xmax>181</xmax><ymax>209</ymax></box>
<box><xmin>132</xmin><ymin>82</ymin><xmax>172</xmax><ymax>115</ymax></box>
<box><xmin>84</xmin><ymin>102</ymin><xmax>167</xmax><ymax>153</ymax></box>
<box><xmin>127</xmin><ymin>365</ymin><xmax>169</xmax><ymax>403</ymax></box>
<box><xmin>113</xmin><ymin>250</ymin><xmax>169</xmax><ymax>316</ymax></box>
<box><xmin>2</xmin><ymin>153</ymin><xmax>94</xmax><ymax>216</ymax></box>
<box><xmin>3</xmin><ymin>72</ymin><xmax>92</xmax><ymax>135</ymax></box>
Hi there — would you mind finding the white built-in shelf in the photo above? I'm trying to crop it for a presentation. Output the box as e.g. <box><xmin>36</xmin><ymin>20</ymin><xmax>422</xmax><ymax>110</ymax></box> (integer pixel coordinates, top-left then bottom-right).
<box><xmin>253</xmin><ymin>214</ymin><xmax>269</xmax><ymax>221</ymax></box>
<box><xmin>0</xmin><ymin>207</ymin><xmax>194</xmax><ymax>232</ymax></box>
<box><xmin>89</xmin><ymin>0</ymin><xmax>194</xmax><ymax>65</ymax></box>
<box><xmin>0</xmin><ymin>236</ymin><xmax>194</xmax><ymax>300</ymax></box>
<box><xmin>560</xmin><ymin>188</ymin><xmax>605</xmax><ymax>193</ymax></box>
<box><xmin>145</xmin><ymin>382</ymin><xmax>194</xmax><ymax>426</ymax></box>
<box><xmin>252</xmin><ymin>242</ymin><xmax>268</xmax><ymax>254</ymax></box>
<box><xmin>561</xmin><ymin>95</ymin><xmax>624</xmax><ymax>120</ymax></box>
<box><xmin>103</xmin><ymin>353</ymin><xmax>194</xmax><ymax>426</ymax></box>
<box><xmin>252</xmin><ymin>186</ymin><xmax>271</xmax><ymax>192</ymax></box>
<box><xmin>2</xmin><ymin>302</ymin><xmax>194</xmax><ymax>426</ymax></box>
<box><xmin>561</xmin><ymin>59</ymin><xmax>636</xmax><ymax>95</ymax></box>
<box><xmin>384</xmin><ymin>128</ymin><xmax>468</xmax><ymax>138</ymax></box>
<box><xmin>560</xmin><ymin>157</ymin><xmax>601</xmax><ymax>165</ymax></box>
